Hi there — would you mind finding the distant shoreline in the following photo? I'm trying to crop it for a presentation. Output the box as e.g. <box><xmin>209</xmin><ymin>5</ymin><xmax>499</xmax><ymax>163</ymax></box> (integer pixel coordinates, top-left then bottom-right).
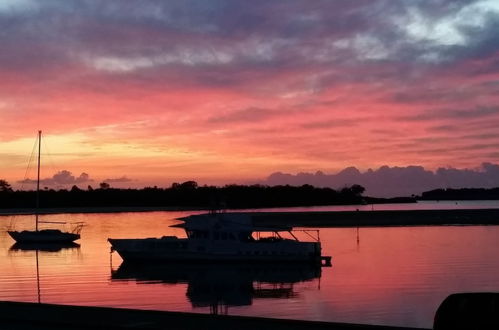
<box><xmin>0</xmin><ymin>206</ymin><xmax>209</xmax><ymax>216</ymax></box>
<box><xmin>0</xmin><ymin>184</ymin><xmax>414</xmax><ymax>212</ymax></box>
<box><xmin>0</xmin><ymin>200</ymin><xmax>413</xmax><ymax>216</ymax></box>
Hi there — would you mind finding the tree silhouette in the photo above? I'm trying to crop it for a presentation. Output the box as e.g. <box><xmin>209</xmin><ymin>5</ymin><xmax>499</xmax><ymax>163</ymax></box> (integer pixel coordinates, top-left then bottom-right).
<box><xmin>180</xmin><ymin>181</ymin><xmax>198</xmax><ymax>189</ymax></box>
<box><xmin>0</xmin><ymin>179</ymin><xmax>12</xmax><ymax>192</ymax></box>
<box><xmin>0</xmin><ymin>182</ymin><xmax>379</xmax><ymax>209</ymax></box>
<box><xmin>71</xmin><ymin>185</ymin><xmax>82</xmax><ymax>192</ymax></box>
<box><xmin>350</xmin><ymin>184</ymin><xmax>365</xmax><ymax>196</ymax></box>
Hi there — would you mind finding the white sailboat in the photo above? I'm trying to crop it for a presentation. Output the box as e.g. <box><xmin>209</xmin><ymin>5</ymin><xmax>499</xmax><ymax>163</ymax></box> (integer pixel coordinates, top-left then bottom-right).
<box><xmin>7</xmin><ymin>131</ymin><xmax>83</xmax><ymax>243</ymax></box>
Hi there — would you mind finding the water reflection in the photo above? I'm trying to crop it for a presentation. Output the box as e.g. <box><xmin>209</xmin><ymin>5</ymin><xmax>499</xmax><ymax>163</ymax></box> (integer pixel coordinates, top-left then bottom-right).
<box><xmin>3</xmin><ymin>211</ymin><xmax>499</xmax><ymax>328</ymax></box>
<box><xmin>111</xmin><ymin>262</ymin><xmax>321</xmax><ymax>314</ymax></box>
<box><xmin>7</xmin><ymin>243</ymin><xmax>81</xmax><ymax>304</ymax></box>
<box><xmin>9</xmin><ymin>242</ymin><xmax>81</xmax><ymax>252</ymax></box>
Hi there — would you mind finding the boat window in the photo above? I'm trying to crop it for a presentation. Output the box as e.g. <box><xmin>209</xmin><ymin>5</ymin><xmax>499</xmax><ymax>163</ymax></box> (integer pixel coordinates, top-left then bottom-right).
<box><xmin>221</xmin><ymin>232</ymin><xmax>228</xmax><ymax>240</ymax></box>
<box><xmin>228</xmin><ymin>233</ymin><xmax>235</xmax><ymax>240</ymax></box>
<box><xmin>213</xmin><ymin>232</ymin><xmax>220</xmax><ymax>240</ymax></box>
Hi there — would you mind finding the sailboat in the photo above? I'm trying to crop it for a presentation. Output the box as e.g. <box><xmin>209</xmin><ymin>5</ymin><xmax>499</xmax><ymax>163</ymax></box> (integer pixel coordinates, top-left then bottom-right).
<box><xmin>7</xmin><ymin>131</ymin><xmax>83</xmax><ymax>243</ymax></box>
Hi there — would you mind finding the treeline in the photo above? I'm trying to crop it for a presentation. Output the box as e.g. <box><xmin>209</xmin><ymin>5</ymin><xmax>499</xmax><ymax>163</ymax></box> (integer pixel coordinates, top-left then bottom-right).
<box><xmin>0</xmin><ymin>180</ymin><xmax>369</xmax><ymax>209</ymax></box>
<box><xmin>421</xmin><ymin>187</ymin><xmax>499</xmax><ymax>200</ymax></box>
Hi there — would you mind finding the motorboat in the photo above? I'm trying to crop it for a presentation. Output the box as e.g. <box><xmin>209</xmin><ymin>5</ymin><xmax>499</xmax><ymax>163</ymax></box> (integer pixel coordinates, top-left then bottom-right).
<box><xmin>108</xmin><ymin>213</ymin><xmax>331</xmax><ymax>265</ymax></box>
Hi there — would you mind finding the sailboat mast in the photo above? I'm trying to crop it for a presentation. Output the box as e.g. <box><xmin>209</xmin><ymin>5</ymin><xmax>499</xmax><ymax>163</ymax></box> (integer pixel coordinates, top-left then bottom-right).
<box><xmin>35</xmin><ymin>130</ymin><xmax>41</xmax><ymax>231</ymax></box>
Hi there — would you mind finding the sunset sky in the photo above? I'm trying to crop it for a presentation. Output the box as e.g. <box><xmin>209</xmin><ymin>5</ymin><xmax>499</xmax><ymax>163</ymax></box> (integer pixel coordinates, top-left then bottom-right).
<box><xmin>2</xmin><ymin>0</ymin><xmax>499</xmax><ymax>189</ymax></box>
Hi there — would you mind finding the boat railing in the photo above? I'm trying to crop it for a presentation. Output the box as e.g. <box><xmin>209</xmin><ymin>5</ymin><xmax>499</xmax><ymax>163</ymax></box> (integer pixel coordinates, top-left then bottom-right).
<box><xmin>70</xmin><ymin>222</ymin><xmax>86</xmax><ymax>235</ymax></box>
<box><xmin>254</xmin><ymin>229</ymin><xmax>321</xmax><ymax>242</ymax></box>
<box><xmin>37</xmin><ymin>221</ymin><xmax>86</xmax><ymax>235</ymax></box>
<box><xmin>291</xmin><ymin>229</ymin><xmax>320</xmax><ymax>242</ymax></box>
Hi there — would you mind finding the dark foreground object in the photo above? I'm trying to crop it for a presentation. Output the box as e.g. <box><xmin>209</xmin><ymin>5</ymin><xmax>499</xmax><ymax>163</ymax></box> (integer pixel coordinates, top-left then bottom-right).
<box><xmin>0</xmin><ymin>301</ymin><xmax>426</xmax><ymax>330</ymax></box>
<box><xmin>434</xmin><ymin>293</ymin><xmax>499</xmax><ymax>330</ymax></box>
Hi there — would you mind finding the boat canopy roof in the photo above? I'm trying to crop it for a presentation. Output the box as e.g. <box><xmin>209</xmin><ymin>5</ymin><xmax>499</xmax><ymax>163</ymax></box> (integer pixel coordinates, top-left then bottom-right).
<box><xmin>172</xmin><ymin>213</ymin><xmax>292</xmax><ymax>232</ymax></box>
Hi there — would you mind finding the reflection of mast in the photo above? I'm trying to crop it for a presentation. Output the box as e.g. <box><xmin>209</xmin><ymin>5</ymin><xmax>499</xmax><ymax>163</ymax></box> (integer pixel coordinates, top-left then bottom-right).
<box><xmin>356</xmin><ymin>227</ymin><xmax>360</xmax><ymax>251</ymax></box>
<box><xmin>35</xmin><ymin>249</ymin><xmax>41</xmax><ymax>303</ymax></box>
<box><xmin>210</xmin><ymin>303</ymin><xmax>228</xmax><ymax>315</ymax></box>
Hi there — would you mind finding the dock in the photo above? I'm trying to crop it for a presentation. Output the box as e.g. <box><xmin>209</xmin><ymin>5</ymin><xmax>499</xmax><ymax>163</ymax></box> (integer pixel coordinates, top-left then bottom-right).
<box><xmin>250</xmin><ymin>208</ymin><xmax>499</xmax><ymax>227</ymax></box>
<box><xmin>0</xmin><ymin>301</ymin><xmax>428</xmax><ymax>330</ymax></box>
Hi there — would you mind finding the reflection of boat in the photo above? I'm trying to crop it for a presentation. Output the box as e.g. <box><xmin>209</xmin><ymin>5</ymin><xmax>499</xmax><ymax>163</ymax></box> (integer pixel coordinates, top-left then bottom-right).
<box><xmin>10</xmin><ymin>242</ymin><xmax>81</xmax><ymax>253</ymax></box>
<box><xmin>7</xmin><ymin>131</ymin><xmax>84</xmax><ymax>243</ymax></box>
<box><xmin>109</xmin><ymin>213</ymin><xmax>331</xmax><ymax>265</ymax></box>
<box><xmin>111</xmin><ymin>262</ymin><xmax>321</xmax><ymax>313</ymax></box>
<box><xmin>8</xmin><ymin>241</ymin><xmax>81</xmax><ymax>304</ymax></box>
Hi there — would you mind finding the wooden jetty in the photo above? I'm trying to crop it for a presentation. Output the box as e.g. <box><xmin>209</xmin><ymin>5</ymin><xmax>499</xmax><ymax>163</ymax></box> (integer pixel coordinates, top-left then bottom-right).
<box><xmin>250</xmin><ymin>208</ymin><xmax>499</xmax><ymax>227</ymax></box>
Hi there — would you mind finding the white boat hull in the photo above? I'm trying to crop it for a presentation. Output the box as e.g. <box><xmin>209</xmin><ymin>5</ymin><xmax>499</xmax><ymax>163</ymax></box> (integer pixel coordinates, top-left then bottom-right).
<box><xmin>108</xmin><ymin>237</ymin><xmax>322</xmax><ymax>264</ymax></box>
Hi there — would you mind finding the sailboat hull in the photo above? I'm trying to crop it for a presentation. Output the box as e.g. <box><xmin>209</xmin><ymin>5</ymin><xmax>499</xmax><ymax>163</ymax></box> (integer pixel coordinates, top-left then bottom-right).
<box><xmin>7</xmin><ymin>230</ymin><xmax>80</xmax><ymax>243</ymax></box>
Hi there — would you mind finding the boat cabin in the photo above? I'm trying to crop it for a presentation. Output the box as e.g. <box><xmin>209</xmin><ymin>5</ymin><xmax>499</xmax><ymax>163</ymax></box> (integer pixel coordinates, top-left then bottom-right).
<box><xmin>172</xmin><ymin>213</ymin><xmax>319</xmax><ymax>243</ymax></box>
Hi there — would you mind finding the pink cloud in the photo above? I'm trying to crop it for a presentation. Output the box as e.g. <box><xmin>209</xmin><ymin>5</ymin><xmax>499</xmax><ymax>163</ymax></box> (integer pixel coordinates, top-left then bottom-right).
<box><xmin>1</xmin><ymin>1</ymin><xmax>499</xmax><ymax>187</ymax></box>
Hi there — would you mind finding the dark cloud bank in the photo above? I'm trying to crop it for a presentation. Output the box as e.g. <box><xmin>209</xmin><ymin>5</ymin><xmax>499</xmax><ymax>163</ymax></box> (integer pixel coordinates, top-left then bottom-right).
<box><xmin>103</xmin><ymin>176</ymin><xmax>132</xmax><ymax>183</ymax></box>
<box><xmin>18</xmin><ymin>170</ymin><xmax>92</xmax><ymax>186</ymax></box>
<box><xmin>262</xmin><ymin>163</ymin><xmax>499</xmax><ymax>197</ymax></box>
<box><xmin>18</xmin><ymin>170</ymin><xmax>132</xmax><ymax>187</ymax></box>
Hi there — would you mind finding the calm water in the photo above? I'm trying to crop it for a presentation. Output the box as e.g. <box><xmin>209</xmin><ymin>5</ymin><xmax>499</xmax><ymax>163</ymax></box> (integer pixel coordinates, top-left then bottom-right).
<box><xmin>1</xmin><ymin>205</ymin><xmax>499</xmax><ymax>328</ymax></box>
